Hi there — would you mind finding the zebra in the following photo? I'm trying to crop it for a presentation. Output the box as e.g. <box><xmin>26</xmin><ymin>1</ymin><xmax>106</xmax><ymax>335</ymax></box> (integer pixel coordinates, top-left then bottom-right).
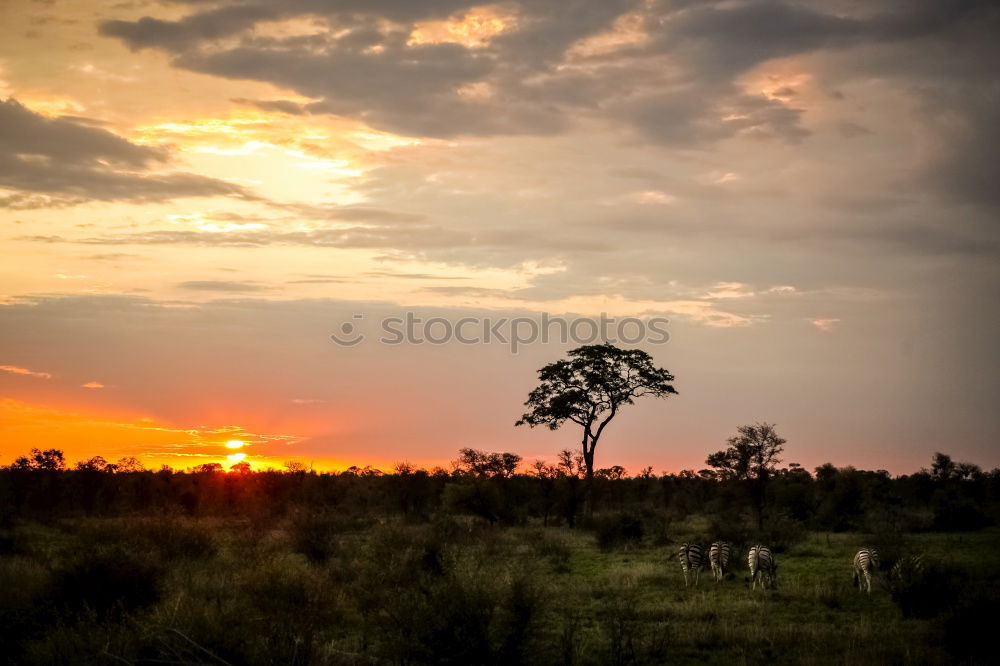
<box><xmin>709</xmin><ymin>541</ymin><xmax>731</xmax><ymax>582</ymax></box>
<box><xmin>678</xmin><ymin>542</ymin><xmax>704</xmax><ymax>587</ymax></box>
<box><xmin>889</xmin><ymin>554</ymin><xmax>923</xmax><ymax>585</ymax></box>
<box><xmin>853</xmin><ymin>548</ymin><xmax>880</xmax><ymax>594</ymax></box>
<box><xmin>748</xmin><ymin>544</ymin><xmax>776</xmax><ymax>590</ymax></box>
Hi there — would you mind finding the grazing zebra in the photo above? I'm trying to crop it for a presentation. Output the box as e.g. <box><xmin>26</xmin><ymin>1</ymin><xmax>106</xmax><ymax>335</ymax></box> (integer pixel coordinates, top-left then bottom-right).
<box><xmin>678</xmin><ymin>542</ymin><xmax>704</xmax><ymax>587</ymax></box>
<box><xmin>889</xmin><ymin>554</ymin><xmax>924</xmax><ymax>584</ymax></box>
<box><xmin>748</xmin><ymin>544</ymin><xmax>776</xmax><ymax>590</ymax></box>
<box><xmin>709</xmin><ymin>541</ymin><xmax>731</xmax><ymax>582</ymax></box>
<box><xmin>853</xmin><ymin>548</ymin><xmax>880</xmax><ymax>594</ymax></box>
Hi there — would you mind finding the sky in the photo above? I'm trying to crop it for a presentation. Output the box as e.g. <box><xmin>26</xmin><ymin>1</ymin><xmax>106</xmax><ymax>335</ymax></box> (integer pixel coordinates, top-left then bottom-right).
<box><xmin>0</xmin><ymin>0</ymin><xmax>997</xmax><ymax>474</ymax></box>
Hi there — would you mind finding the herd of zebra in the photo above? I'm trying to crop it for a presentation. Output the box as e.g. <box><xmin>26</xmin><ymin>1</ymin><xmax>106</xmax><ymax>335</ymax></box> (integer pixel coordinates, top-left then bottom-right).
<box><xmin>677</xmin><ymin>542</ymin><xmax>922</xmax><ymax>593</ymax></box>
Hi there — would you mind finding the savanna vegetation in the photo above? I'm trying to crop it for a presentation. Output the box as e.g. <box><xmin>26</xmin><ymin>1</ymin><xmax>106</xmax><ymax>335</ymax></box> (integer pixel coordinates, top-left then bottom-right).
<box><xmin>1</xmin><ymin>442</ymin><xmax>997</xmax><ymax>665</ymax></box>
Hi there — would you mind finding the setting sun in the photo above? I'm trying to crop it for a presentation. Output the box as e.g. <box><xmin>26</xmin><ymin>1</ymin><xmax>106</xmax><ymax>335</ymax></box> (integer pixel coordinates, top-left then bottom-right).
<box><xmin>225</xmin><ymin>440</ymin><xmax>245</xmax><ymax>449</ymax></box>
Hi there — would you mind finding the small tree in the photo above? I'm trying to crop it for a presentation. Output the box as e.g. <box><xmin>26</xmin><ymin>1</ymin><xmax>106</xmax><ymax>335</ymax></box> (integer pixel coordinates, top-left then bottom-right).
<box><xmin>516</xmin><ymin>343</ymin><xmax>676</xmax><ymax>518</ymax></box>
<box><xmin>454</xmin><ymin>448</ymin><xmax>522</xmax><ymax>478</ymax></box>
<box><xmin>707</xmin><ymin>422</ymin><xmax>785</xmax><ymax>530</ymax></box>
<box><xmin>115</xmin><ymin>456</ymin><xmax>145</xmax><ymax>473</ymax></box>
<box><xmin>76</xmin><ymin>456</ymin><xmax>109</xmax><ymax>472</ymax></box>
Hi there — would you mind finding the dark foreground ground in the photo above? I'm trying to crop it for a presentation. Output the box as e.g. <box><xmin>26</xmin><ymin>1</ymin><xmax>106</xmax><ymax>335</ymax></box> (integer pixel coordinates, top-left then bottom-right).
<box><xmin>1</xmin><ymin>515</ymin><xmax>996</xmax><ymax>665</ymax></box>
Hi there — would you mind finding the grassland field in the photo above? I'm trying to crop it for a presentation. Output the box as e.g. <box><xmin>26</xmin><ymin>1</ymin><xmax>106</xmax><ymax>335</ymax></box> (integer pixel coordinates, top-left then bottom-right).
<box><xmin>1</xmin><ymin>515</ymin><xmax>996</xmax><ymax>665</ymax></box>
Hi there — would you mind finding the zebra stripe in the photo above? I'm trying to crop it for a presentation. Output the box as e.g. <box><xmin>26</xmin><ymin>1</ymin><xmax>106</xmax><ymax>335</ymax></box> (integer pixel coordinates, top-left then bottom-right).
<box><xmin>889</xmin><ymin>554</ymin><xmax>923</xmax><ymax>582</ymax></box>
<box><xmin>709</xmin><ymin>541</ymin><xmax>731</xmax><ymax>582</ymax></box>
<box><xmin>678</xmin><ymin>543</ymin><xmax>703</xmax><ymax>587</ymax></box>
<box><xmin>853</xmin><ymin>548</ymin><xmax>880</xmax><ymax>594</ymax></box>
<box><xmin>748</xmin><ymin>544</ymin><xmax>776</xmax><ymax>590</ymax></box>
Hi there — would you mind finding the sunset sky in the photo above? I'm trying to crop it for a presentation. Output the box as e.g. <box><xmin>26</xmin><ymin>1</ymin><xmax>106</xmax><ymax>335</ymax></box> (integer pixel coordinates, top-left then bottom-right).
<box><xmin>1</xmin><ymin>0</ymin><xmax>997</xmax><ymax>474</ymax></box>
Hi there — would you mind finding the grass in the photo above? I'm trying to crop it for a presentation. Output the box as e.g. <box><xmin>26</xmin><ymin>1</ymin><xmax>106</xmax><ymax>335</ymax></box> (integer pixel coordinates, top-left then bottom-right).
<box><xmin>0</xmin><ymin>516</ymin><xmax>995</xmax><ymax>664</ymax></box>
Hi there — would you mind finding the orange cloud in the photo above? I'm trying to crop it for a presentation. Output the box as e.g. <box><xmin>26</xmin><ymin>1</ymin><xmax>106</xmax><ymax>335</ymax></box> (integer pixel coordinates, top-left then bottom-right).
<box><xmin>409</xmin><ymin>4</ymin><xmax>518</xmax><ymax>48</ymax></box>
<box><xmin>0</xmin><ymin>365</ymin><xmax>52</xmax><ymax>379</ymax></box>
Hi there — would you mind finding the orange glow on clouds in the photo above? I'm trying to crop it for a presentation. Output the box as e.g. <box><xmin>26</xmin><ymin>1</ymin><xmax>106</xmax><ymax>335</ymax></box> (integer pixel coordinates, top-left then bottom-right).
<box><xmin>409</xmin><ymin>4</ymin><xmax>518</xmax><ymax>48</ymax></box>
<box><xmin>0</xmin><ymin>398</ymin><xmax>301</xmax><ymax>471</ymax></box>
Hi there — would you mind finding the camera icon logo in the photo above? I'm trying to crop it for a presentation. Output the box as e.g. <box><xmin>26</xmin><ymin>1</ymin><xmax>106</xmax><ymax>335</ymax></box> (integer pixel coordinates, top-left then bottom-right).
<box><xmin>330</xmin><ymin>314</ymin><xmax>365</xmax><ymax>346</ymax></box>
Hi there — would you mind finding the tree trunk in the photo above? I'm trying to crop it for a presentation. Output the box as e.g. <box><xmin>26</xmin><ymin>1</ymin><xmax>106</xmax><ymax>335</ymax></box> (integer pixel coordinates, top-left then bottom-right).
<box><xmin>583</xmin><ymin>442</ymin><xmax>596</xmax><ymax>522</ymax></box>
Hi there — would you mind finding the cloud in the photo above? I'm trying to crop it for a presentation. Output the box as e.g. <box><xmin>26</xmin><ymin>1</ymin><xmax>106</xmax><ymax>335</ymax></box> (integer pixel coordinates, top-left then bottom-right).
<box><xmin>93</xmin><ymin>0</ymin><xmax>999</xmax><ymax>190</ymax></box>
<box><xmin>81</xmin><ymin>381</ymin><xmax>105</xmax><ymax>389</ymax></box>
<box><xmin>230</xmin><ymin>97</ymin><xmax>309</xmax><ymax>115</ymax></box>
<box><xmin>0</xmin><ymin>364</ymin><xmax>52</xmax><ymax>379</ymax></box>
<box><xmin>99</xmin><ymin>4</ymin><xmax>279</xmax><ymax>53</ymax></box>
<box><xmin>810</xmin><ymin>317</ymin><xmax>840</xmax><ymax>332</ymax></box>
<box><xmin>177</xmin><ymin>280</ymin><xmax>266</xmax><ymax>292</ymax></box>
<box><xmin>0</xmin><ymin>98</ymin><xmax>251</xmax><ymax>204</ymax></box>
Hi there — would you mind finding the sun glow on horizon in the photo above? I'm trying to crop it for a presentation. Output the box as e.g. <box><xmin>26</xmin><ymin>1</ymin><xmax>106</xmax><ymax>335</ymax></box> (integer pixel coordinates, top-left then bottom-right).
<box><xmin>227</xmin><ymin>452</ymin><xmax>247</xmax><ymax>462</ymax></box>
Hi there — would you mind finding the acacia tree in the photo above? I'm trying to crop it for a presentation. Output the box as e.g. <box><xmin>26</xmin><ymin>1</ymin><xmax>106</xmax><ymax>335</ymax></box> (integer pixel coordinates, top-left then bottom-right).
<box><xmin>706</xmin><ymin>422</ymin><xmax>785</xmax><ymax>530</ymax></box>
<box><xmin>516</xmin><ymin>343</ymin><xmax>677</xmax><ymax>518</ymax></box>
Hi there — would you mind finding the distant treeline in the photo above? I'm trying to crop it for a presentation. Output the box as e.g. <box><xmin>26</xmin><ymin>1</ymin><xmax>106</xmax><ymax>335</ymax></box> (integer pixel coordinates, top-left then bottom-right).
<box><xmin>1</xmin><ymin>447</ymin><xmax>996</xmax><ymax>535</ymax></box>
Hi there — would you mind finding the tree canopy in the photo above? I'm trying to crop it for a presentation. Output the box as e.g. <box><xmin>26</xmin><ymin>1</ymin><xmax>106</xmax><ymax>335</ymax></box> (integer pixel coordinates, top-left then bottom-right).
<box><xmin>516</xmin><ymin>343</ymin><xmax>676</xmax><ymax>516</ymax></box>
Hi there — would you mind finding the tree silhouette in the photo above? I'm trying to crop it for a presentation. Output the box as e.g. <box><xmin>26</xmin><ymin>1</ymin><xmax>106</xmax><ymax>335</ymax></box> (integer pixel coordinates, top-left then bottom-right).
<box><xmin>115</xmin><ymin>456</ymin><xmax>145</xmax><ymax>473</ymax></box>
<box><xmin>11</xmin><ymin>447</ymin><xmax>66</xmax><ymax>470</ymax></box>
<box><xmin>454</xmin><ymin>448</ymin><xmax>522</xmax><ymax>478</ymax></box>
<box><xmin>76</xmin><ymin>456</ymin><xmax>109</xmax><ymax>472</ymax></box>
<box><xmin>516</xmin><ymin>343</ymin><xmax>676</xmax><ymax>518</ymax></box>
<box><xmin>707</xmin><ymin>422</ymin><xmax>785</xmax><ymax>530</ymax></box>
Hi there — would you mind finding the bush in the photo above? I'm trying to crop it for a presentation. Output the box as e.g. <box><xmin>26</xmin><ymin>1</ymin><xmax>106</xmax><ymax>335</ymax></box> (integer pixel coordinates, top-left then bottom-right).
<box><xmin>288</xmin><ymin>510</ymin><xmax>368</xmax><ymax>563</ymax></box>
<box><xmin>707</xmin><ymin>512</ymin><xmax>753</xmax><ymax>547</ymax></box>
<box><xmin>594</xmin><ymin>513</ymin><xmax>645</xmax><ymax>551</ymax></box>
<box><xmin>134</xmin><ymin>519</ymin><xmax>216</xmax><ymax>560</ymax></box>
<box><xmin>598</xmin><ymin>584</ymin><xmax>669</xmax><ymax>665</ymax></box>
<box><xmin>756</xmin><ymin>513</ymin><xmax>805</xmax><ymax>553</ymax></box>
<box><xmin>931</xmin><ymin>496</ymin><xmax>992</xmax><ymax>531</ymax></box>
<box><xmin>886</xmin><ymin>557</ymin><xmax>967</xmax><ymax>619</ymax></box>
<box><xmin>532</xmin><ymin>530</ymin><xmax>573</xmax><ymax>573</ymax></box>
<box><xmin>49</xmin><ymin>547</ymin><xmax>163</xmax><ymax>621</ymax></box>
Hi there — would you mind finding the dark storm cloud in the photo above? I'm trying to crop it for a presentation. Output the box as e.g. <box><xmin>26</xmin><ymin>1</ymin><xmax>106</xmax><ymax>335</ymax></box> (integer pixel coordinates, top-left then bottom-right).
<box><xmin>96</xmin><ymin>0</ymin><xmax>991</xmax><ymax>146</ymax></box>
<box><xmin>647</xmin><ymin>0</ymin><xmax>862</xmax><ymax>80</ymax></box>
<box><xmin>99</xmin><ymin>4</ymin><xmax>279</xmax><ymax>52</ymax></box>
<box><xmin>0</xmin><ymin>98</ymin><xmax>160</xmax><ymax>167</ymax></box>
<box><xmin>0</xmin><ymin>99</ymin><xmax>249</xmax><ymax>203</ymax></box>
<box><xmin>94</xmin><ymin>1</ymin><xmax>1000</xmax><ymax>216</ymax></box>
